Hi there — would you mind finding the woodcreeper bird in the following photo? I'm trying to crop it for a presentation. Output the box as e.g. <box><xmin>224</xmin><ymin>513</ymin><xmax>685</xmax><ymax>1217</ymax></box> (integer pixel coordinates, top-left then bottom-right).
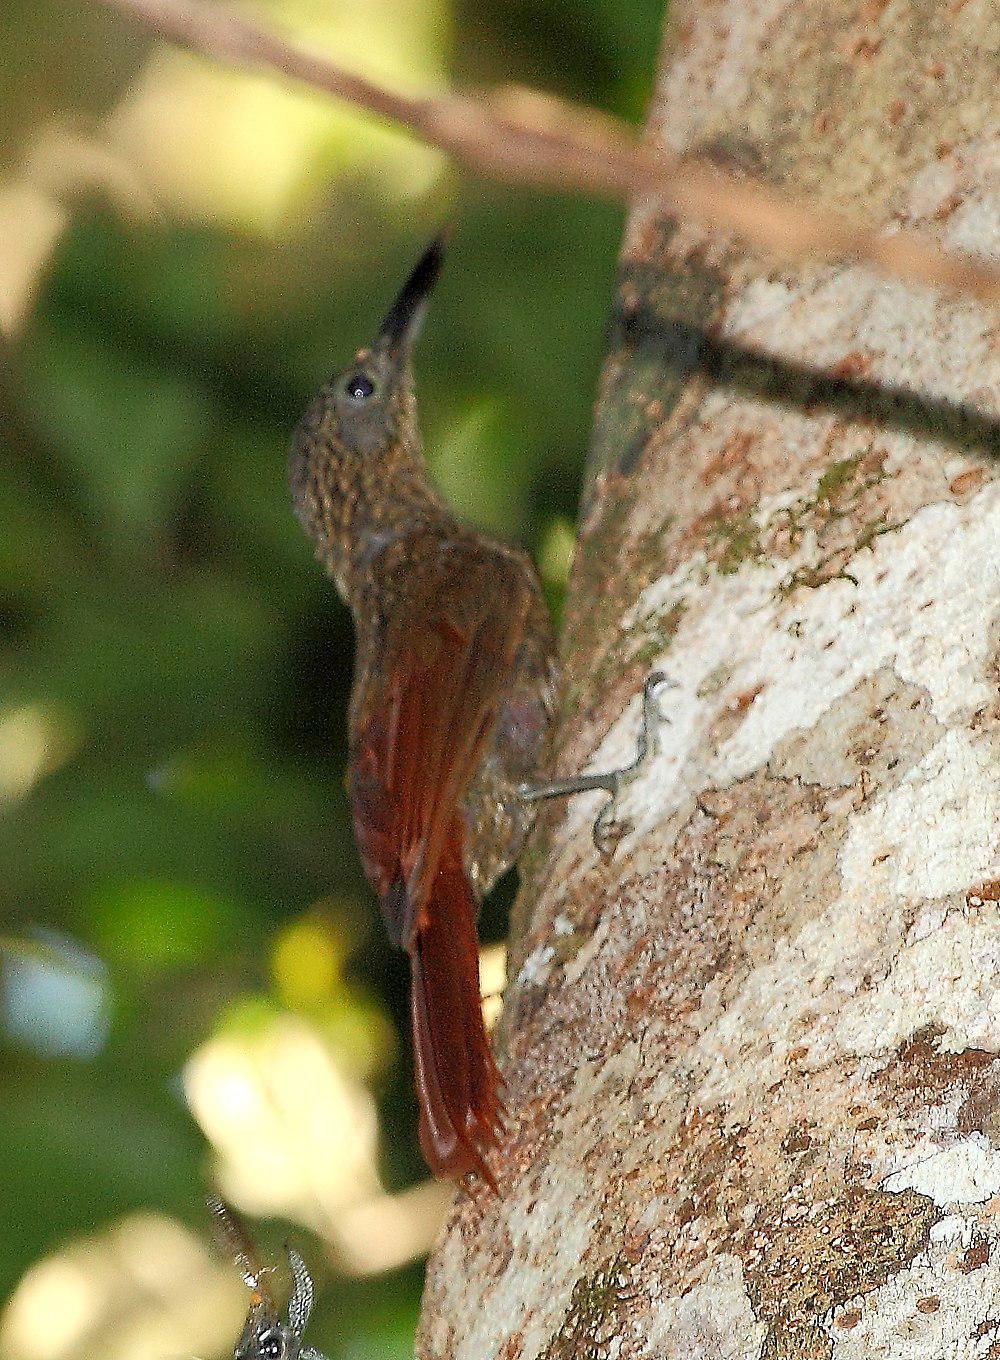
<box><xmin>288</xmin><ymin>238</ymin><xmax>558</xmax><ymax>1186</ymax></box>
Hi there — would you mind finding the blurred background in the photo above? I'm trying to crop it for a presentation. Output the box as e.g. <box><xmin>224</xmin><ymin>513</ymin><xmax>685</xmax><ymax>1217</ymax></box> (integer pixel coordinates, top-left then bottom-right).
<box><xmin>0</xmin><ymin>0</ymin><xmax>661</xmax><ymax>1354</ymax></box>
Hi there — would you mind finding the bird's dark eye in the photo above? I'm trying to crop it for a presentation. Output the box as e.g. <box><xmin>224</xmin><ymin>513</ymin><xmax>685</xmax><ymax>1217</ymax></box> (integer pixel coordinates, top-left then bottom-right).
<box><xmin>344</xmin><ymin>372</ymin><xmax>374</xmax><ymax>403</ymax></box>
<box><xmin>257</xmin><ymin>1332</ymin><xmax>283</xmax><ymax>1359</ymax></box>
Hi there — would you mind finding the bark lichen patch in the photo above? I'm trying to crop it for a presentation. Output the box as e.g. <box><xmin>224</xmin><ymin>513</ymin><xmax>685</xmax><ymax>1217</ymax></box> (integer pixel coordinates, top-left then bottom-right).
<box><xmin>642</xmin><ymin>133</ymin><xmax>1000</xmax><ymax>579</ymax></box>
<box><xmin>813</xmin><ymin>454</ymin><xmax>866</xmax><ymax>509</ymax></box>
<box><xmin>743</xmin><ymin>1186</ymin><xmax>938</xmax><ymax>1360</ymax></box>
<box><xmin>837</xmin><ymin>727</ymin><xmax>1000</xmax><ymax>902</ymax></box>
<box><xmin>683</xmin><ymin>737</ymin><xmax>1000</xmax><ymax>1112</ymax></box>
<box><xmin>536</xmin><ymin>1257</ymin><xmax>634</xmax><ymax>1360</ymax></box>
<box><xmin>667</xmin><ymin>433</ymin><xmax>903</xmax><ymax>592</ymax></box>
<box><xmin>641</xmin><ymin>1253</ymin><xmax>767</xmax><ymax>1358</ymax></box>
<box><xmin>767</xmin><ymin>668</ymin><xmax>943</xmax><ymax>792</ymax></box>
<box><xmin>831</xmin><ymin>898</ymin><xmax>1000</xmax><ymax>1066</ymax></box>
<box><xmin>771</xmin><ymin>445</ymin><xmax>906</xmax><ymax>598</ymax></box>
<box><xmin>882</xmin><ymin>1135</ymin><xmax>1000</xmax><ymax>1206</ymax></box>
<box><xmin>703</xmin><ymin>505</ymin><xmax>765</xmax><ymax>574</ymax></box>
<box><xmin>614</xmin><ymin>294</ymin><xmax>999</xmax><ymax>638</ymax></box>
<box><xmin>628</xmin><ymin>1056</ymin><xmax>947</xmax><ymax>1359</ymax></box>
<box><xmin>628</xmin><ymin>598</ymin><xmax>687</xmax><ymax>670</ymax></box>
<box><xmin>629</xmin><ymin>1051</ymin><xmax>953</xmax><ymax>1358</ymax></box>
<box><xmin>528</xmin><ymin>758</ymin><xmax>846</xmax><ymax>1062</ymax></box>
<box><xmin>823</xmin><ymin>1222</ymin><xmax>1000</xmax><ymax>1359</ymax></box>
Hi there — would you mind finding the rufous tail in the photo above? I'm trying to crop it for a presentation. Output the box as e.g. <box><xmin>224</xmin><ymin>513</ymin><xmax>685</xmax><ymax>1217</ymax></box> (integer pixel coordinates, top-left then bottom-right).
<box><xmin>408</xmin><ymin>839</ymin><xmax>503</xmax><ymax>1188</ymax></box>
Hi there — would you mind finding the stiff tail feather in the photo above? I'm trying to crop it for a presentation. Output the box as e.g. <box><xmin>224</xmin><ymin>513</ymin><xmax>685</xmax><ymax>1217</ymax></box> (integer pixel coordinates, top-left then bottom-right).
<box><xmin>408</xmin><ymin>840</ymin><xmax>503</xmax><ymax>1189</ymax></box>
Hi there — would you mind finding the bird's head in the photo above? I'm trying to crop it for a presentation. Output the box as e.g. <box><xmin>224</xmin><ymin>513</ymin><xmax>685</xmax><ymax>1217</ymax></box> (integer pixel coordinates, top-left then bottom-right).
<box><xmin>288</xmin><ymin>236</ymin><xmax>445</xmax><ymax>581</ymax></box>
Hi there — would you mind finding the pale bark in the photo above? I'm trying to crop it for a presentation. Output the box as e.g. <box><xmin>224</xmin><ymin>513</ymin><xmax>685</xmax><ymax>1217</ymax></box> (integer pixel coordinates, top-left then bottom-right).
<box><xmin>416</xmin><ymin>1</ymin><xmax>1000</xmax><ymax>1357</ymax></box>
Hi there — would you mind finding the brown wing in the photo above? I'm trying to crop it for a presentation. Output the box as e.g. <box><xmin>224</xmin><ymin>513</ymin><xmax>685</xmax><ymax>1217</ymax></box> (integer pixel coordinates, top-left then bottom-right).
<box><xmin>348</xmin><ymin>547</ymin><xmax>531</xmax><ymax>945</ymax></box>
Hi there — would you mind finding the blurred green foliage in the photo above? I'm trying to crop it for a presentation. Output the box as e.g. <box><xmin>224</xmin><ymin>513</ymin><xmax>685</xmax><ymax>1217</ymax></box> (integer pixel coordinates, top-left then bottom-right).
<box><xmin>0</xmin><ymin>0</ymin><xmax>663</xmax><ymax>1353</ymax></box>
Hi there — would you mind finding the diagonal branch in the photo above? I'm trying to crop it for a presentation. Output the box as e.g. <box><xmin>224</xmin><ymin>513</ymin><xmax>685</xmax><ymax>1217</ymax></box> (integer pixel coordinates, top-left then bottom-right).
<box><xmin>98</xmin><ymin>0</ymin><xmax>1000</xmax><ymax>308</ymax></box>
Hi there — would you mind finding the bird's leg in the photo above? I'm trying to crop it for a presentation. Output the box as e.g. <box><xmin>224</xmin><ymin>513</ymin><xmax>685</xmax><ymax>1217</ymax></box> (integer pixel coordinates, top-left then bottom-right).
<box><xmin>516</xmin><ymin>670</ymin><xmax>675</xmax><ymax>858</ymax></box>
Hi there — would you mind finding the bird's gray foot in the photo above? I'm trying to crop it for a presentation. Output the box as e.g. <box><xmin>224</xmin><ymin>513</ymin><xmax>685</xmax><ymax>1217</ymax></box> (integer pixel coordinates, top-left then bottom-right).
<box><xmin>516</xmin><ymin>670</ymin><xmax>675</xmax><ymax>858</ymax></box>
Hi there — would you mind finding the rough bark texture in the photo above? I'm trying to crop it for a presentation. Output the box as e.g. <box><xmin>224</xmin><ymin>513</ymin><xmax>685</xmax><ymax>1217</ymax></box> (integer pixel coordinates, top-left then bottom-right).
<box><xmin>417</xmin><ymin>1</ymin><xmax>1000</xmax><ymax>1356</ymax></box>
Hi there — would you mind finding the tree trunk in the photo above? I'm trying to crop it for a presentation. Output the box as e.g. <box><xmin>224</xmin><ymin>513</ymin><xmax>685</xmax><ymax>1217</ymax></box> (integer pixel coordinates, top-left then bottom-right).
<box><xmin>417</xmin><ymin>0</ymin><xmax>1000</xmax><ymax>1355</ymax></box>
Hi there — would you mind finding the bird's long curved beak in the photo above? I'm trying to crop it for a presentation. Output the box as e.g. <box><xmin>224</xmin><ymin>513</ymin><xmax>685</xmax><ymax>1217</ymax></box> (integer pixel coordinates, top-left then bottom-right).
<box><xmin>377</xmin><ymin>235</ymin><xmax>446</xmax><ymax>355</ymax></box>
